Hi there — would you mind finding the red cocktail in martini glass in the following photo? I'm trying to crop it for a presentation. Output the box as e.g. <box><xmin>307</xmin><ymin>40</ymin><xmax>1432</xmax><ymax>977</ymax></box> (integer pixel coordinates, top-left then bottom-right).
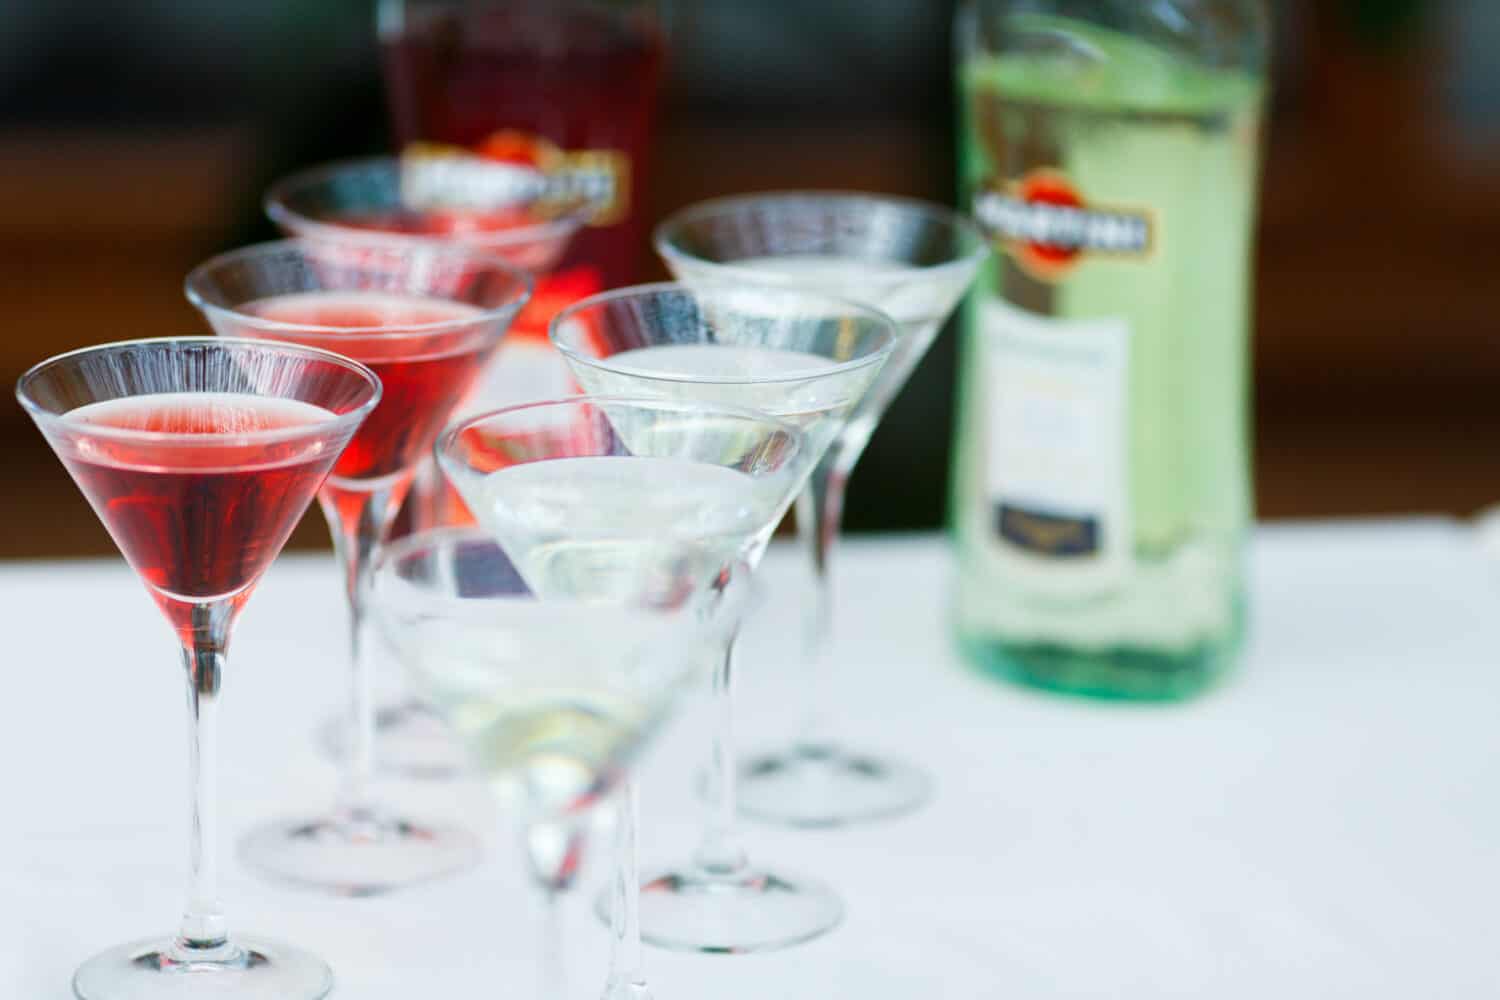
<box><xmin>265</xmin><ymin>156</ymin><xmax>591</xmax><ymax>776</ymax></box>
<box><xmin>18</xmin><ymin>336</ymin><xmax>380</xmax><ymax>1000</ymax></box>
<box><xmin>265</xmin><ymin>156</ymin><xmax>586</xmax><ymax>277</ymax></box>
<box><xmin>186</xmin><ymin>239</ymin><xmax>531</xmax><ymax>894</ymax></box>
<box><xmin>266</xmin><ymin>156</ymin><xmax>591</xmax><ymax>496</ymax></box>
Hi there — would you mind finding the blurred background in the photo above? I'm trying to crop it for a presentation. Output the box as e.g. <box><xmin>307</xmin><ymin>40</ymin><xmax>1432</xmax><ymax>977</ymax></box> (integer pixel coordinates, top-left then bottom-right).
<box><xmin>3</xmin><ymin>0</ymin><xmax>1498</xmax><ymax>559</ymax></box>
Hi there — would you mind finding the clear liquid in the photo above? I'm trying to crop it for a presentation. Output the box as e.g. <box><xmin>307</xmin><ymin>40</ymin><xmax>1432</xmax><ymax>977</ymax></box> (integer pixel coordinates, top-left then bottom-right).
<box><xmin>733</xmin><ymin>255</ymin><xmax>951</xmax><ymax>332</ymax></box>
<box><xmin>472</xmin><ymin>456</ymin><xmax>770</xmax><ymax>601</ymax></box>
<box><xmin>433</xmin><ymin>456</ymin><xmax>761</xmax><ymax>812</ymax></box>
<box><xmin>952</xmin><ymin>15</ymin><xmax>1263</xmax><ymax>699</ymax></box>
<box><xmin>601</xmin><ymin>343</ymin><xmax>839</xmax><ymax>380</ymax></box>
<box><xmin>571</xmin><ymin>342</ymin><xmax>878</xmax><ymax>466</ymax></box>
<box><xmin>389</xmin><ymin>599</ymin><xmax>678</xmax><ymax>817</ymax></box>
<box><xmin>731</xmin><ymin>255</ymin><xmax>978</xmax><ymax>456</ymax></box>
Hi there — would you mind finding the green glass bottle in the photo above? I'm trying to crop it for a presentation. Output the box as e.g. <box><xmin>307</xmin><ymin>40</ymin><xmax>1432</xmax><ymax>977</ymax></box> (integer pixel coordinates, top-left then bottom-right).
<box><xmin>950</xmin><ymin>0</ymin><xmax>1270</xmax><ymax>699</ymax></box>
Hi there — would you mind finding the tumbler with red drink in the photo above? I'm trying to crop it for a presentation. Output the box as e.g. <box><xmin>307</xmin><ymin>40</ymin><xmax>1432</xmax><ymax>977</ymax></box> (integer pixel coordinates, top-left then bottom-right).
<box><xmin>380</xmin><ymin>0</ymin><xmax>667</xmax><ymax>306</ymax></box>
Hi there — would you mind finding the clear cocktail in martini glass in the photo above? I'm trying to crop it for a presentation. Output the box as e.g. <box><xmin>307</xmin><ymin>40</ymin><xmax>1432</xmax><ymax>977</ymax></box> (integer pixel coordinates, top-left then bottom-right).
<box><xmin>18</xmin><ymin>337</ymin><xmax>380</xmax><ymax>1000</ymax></box>
<box><xmin>549</xmin><ymin>285</ymin><xmax>897</xmax><ymax>953</ymax></box>
<box><xmin>376</xmin><ymin>528</ymin><xmax>744</xmax><ymax>1000</ymax></box>
<box><xmin>655</xmin><ymin>193</ymin><xmax>989</xmax><ymax>827</ymax></box>
<box><xmin>410</xmin><ymin>394</ymin><xmax>805</xmax><ymax>997</ymax></box>
<box><xmin>186</xmin><ymin>238</ymin><xmax>531</xmax><ymax>894</ymax></box>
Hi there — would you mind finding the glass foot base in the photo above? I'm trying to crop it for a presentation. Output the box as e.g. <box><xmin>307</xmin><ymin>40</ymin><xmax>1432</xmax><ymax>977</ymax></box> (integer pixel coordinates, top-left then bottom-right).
<box><xmin>317</xmin><ymin>699</ymin><xmax>469</xmax><ymax>780</ymax></box>
<box><xmin>736</xmin><ymin>743</ymin><xmax>933</xmax><ymax>828</ymax></box>
<box><xmin>73</xmin><ymin>935</ymin><xmax>331</xmax><ymax>999</ymax></box>
<box><xmin>239</xmin><ymin>810</ymin><xmax>481</xmax><ymax>896</ymax></box>
<box><xmin>626</xmin><ymin>865</ymin><xmax>842</xmax><ymax>954</ymax></box>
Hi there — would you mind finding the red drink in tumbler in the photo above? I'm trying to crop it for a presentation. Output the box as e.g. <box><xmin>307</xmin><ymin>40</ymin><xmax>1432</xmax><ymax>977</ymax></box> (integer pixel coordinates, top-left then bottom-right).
<box><xmin>382</xmin><ymin>1</ymin><xmax>666</xmax><ymax>304</ymax></box>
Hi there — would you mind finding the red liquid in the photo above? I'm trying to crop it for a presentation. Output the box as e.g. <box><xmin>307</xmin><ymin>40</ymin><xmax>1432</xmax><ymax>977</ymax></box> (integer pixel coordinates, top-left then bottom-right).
<box><xmin>382</xmin><ymin>3</ymin><xmax>665</xmax><ymax>291</ymax></box>
<box><xmin>58</xmin><ymin>393</ymin><xmax>346</xmax><ymax>630</ymax></box>
<box><xmin>241</xmin><ymin>292</ymin><xmax>499</xmax><ymax>485</ymax></box>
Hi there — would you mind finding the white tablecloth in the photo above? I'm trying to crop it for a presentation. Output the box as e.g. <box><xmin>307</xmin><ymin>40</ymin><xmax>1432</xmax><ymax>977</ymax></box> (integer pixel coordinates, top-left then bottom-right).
<box><xmin>2</xmin><ymin>520</ymin><xmax>1496</xmax><ymax>998</ymax></box>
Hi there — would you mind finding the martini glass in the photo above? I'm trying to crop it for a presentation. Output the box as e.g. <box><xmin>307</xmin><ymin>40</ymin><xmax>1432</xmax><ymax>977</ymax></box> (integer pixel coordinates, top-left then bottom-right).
<box><xmin>17</xmin><ymin>337</ymin><xmax>380</xmax><ymax>1000</ymax></box>
<box><xmin>265</xmin><ymin>155</ymin><xmax>587</xmax><ymax>282</ymax></box>
<box><xmin>267</xmin><ymin>155</ymin><xmax>591</xmax><ymax>778</ymax></box>
<box><xmin>656</xmin><ymin>192</ymin><xmax>989</xmax><ymax>827</ymax></box>
<box><xmin>549</xmin><ymin>286</ymin><xmax>898</xmax><ymax>952</ymax></box>
<box><xmin>435</xmin><ymin>395</ymin><xmax>808</xmax><ymax>990</ymax></box>
<box><xmin>399</xmin><ymin>395</ymin><xmax>804</xmax><ymax>995</ymax></box>
<box><xmin>186</xmin><ymin>238</ymin><xmax>532</xmax><ymax>894</ymax></box>
<box><xmin>377</xmin><ymin>536</ymin><xmax>752</xmax><ymax>1000</ymax></box>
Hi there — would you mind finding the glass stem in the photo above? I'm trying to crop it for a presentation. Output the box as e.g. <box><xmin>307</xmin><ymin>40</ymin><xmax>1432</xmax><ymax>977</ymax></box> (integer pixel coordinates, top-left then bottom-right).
<box><xmin>795</xmin><ymin>449</ymin><xmax>851</xmax><ymax>752</ymax></box>
<box><xmin>604</xmin><ymin>780</ymin><xmax>651</xmax><ymax>1000</ymax></box>
<box><xmin>173</xmin><ymin>600</ymin><xmax>237</xmax><ymax>959</ymax></box>
<box><xmin>694</xmin><ymin>635</ymin><xmax>748</xmax><ymax>876</ymax></box>
<box><xmin>523</xmin><ymin>819</ymin><xmax>586</xmax><ymax>1000</ymax></box>
<box><xmin>322</xmin><ymin>485</ymin><xmax>402</xmax><ymax>821</ymax></box>
<box><xmin>395</xmin><ymin>458</ymin><xmax>443</xmax><ymax>541</ymax></box>
<box><xmin>542</xmin><ymin>888</ymin><xmax>565</xmax><ymax>1000</ymax></box>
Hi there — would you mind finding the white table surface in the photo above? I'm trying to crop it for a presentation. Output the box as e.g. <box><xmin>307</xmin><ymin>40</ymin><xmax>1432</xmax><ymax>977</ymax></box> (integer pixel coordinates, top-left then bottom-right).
<box><xmin>2</xmin><ymin>520</ymin><xmax>1497</xmax><ymax>998</ymax></box>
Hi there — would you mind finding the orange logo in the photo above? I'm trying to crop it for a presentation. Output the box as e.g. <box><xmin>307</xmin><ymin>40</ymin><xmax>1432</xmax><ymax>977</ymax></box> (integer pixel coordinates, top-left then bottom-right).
<box><xmin>475</xmin><ymin>131</ymin><xmax>630</xmax><ymax>227</ymax></box>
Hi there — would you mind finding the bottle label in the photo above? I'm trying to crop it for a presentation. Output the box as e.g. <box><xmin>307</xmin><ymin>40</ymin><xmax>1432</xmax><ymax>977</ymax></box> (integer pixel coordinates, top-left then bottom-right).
<box><xmin>982</xmin><ymin>298</ymin><xmax>1133</xmax><ymax>595</ymax></box>
<box><xmin>975</xmin><ymin>169</ymin><xmax>1154</xmax><ymax>283</ymax></box>
<box><xmin>401</xmin><ymin>133</ymin><xmax>630</xmax><ymax>227</ymax></box>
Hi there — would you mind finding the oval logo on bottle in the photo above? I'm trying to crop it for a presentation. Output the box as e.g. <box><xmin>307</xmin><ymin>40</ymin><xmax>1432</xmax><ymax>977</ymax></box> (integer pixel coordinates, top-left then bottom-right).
<box><xmin>973</xmin><ymin>170</ymin><xmax>1154</xmax><ymax>282</ymax></box>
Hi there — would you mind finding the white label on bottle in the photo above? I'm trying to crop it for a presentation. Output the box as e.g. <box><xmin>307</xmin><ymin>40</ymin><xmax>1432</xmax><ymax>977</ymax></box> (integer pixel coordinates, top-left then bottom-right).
<box><xmin>983</xmin><ymin>298</ymin><xmax>1132</xmax><ymax>596</ymax></box>
<box><xmin>400</xmin><ymin>147</ymin><xmax>547</xmax><ymax>209</ymax></box>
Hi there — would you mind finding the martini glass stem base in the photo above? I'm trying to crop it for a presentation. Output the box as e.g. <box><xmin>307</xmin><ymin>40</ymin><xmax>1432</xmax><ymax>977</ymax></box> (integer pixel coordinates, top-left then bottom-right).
<box><xmin>178</xmin><ymin>603</ymin><xmax>233</xmax><ymax>951</ymax></box>
<box><xmin>316</xmin><ymin>697</ymin><xmax>470</xmax><ymax>780</ymax></box>
<box><xmin>736</xmin><ymin>742</ymin><xmax>934</xmax><ymax>828</ymax></box>
<box><xmin>239</xmin><ymin>484</ymin><xmax>483</xmax><ymax>894</ymax></box>
<box><xmin>739</xmin><ymin>452</ymin><xmax>934</xmax><ymax>828</ymax></box>
<box><xmin>321</xmin><ymin>484</ymin><xmax>471</xmax><ymax>781</ymax></box>
<box><xmin>73</xmin><ymin>935</ymin><xmax>333</xmax><ymax>1000</ymax></box>
<box><xmin>238</xmin><ymin>809</ymin><xmax>482</xmax><ymax>896</ymax></box>
<box><xmin>633</xmin><ymin>637</ymin><xmax>843</xmax><ymax>953</ymax></box>
<box><xmin>325</xmin><ymin>483</ymin><xmax>393</xmax><ymax>816</ymax></box>
<box><xmin>76</xmin><ymin>601</ymin><xmax>337</xmax><ymax>998</ymax></box>
<box><xmin>634</xmin><ymin>865</ymin><xmax>844</xmax><ymax>955</ymax></box>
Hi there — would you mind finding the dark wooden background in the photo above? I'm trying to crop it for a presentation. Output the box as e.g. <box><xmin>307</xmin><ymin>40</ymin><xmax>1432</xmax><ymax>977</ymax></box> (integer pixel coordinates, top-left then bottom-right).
<box><xmin>4</xmin><ymin>0</ymin><xmax>1498</xmax><ymax>559</ymax></box>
